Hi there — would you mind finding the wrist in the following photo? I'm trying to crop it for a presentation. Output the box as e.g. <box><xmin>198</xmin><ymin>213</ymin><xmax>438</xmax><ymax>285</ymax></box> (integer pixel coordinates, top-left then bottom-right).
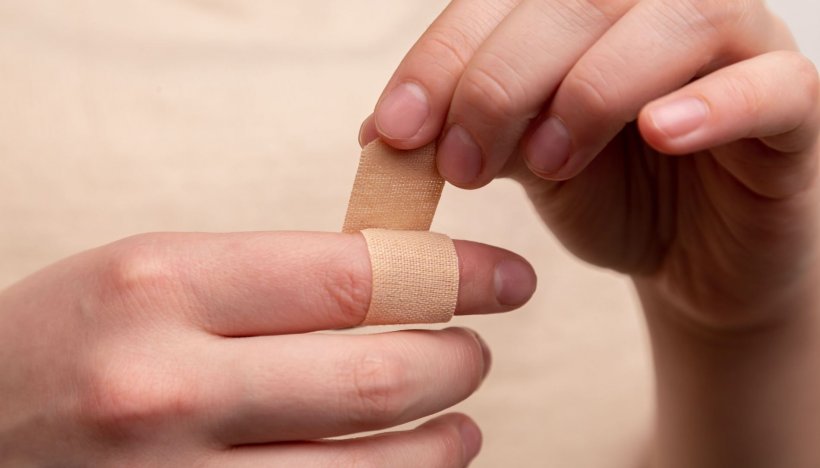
<box><xmin>634</xmin><ymin>276</ymin><xmax>820</xmax><ymax>468</ymax></box>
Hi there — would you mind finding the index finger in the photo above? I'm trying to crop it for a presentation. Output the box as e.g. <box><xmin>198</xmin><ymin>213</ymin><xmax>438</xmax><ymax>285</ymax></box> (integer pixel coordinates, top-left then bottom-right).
<box><xmin>98</xmin><ymin>232</ymin><xmax>536</xmax><ymax>337</ymax></box>
<box><xmin>366</xmin><ymin>0</ymin><xmax>520</xmax><ymax>150</ymax></box>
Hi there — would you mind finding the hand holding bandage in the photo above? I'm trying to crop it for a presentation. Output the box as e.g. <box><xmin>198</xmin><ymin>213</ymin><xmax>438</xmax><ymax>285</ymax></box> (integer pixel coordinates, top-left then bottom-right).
<box><xmin>360</xmin><ymin>0</ymin><xmax>820</xmax><ymax>464</ymax></box>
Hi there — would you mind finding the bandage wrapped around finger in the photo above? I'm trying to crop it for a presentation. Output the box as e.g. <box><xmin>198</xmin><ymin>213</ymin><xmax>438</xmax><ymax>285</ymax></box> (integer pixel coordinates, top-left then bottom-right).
<box><xmin>342</xmin><ymin>140</ymin><xmax>459</xmax><ymax>326</ymax></box>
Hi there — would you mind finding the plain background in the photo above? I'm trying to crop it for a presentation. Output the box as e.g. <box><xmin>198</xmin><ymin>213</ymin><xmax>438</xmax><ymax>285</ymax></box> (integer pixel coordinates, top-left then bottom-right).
<box><xmin>0</xmin><ymin>1</ymin><xmax>817</xmax><ymax>466</ymax></box>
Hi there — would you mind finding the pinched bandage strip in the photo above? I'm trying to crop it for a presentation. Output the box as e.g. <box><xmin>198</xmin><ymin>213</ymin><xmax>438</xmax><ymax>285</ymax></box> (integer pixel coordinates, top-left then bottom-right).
<box><xmin>343</xmin><ymin>140</ymin><xmax>443</xmax><ymax>233</ymax></box>
<box><xmin>342</xmin><ymin>140</ymin><xmax>459</xmax><ymax>326</ymax></box>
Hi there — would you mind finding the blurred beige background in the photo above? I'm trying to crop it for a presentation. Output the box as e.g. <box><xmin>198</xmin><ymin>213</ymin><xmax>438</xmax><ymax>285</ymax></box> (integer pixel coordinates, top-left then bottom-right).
<box><xmin>1</xmin><ymin>1</ymin><xmax>817</xmax><ymax>466</ymax></box>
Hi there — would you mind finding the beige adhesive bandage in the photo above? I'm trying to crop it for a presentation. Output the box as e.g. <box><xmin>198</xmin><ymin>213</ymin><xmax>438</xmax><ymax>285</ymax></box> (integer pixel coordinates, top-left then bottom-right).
<box><xmin>343</xmin><ymin>140</ymin><xmax>443</xmax><ymax>233</ymax></box>
<box><xmin>342</xmin><ymin>140</ymin><xmax>459</xmax><ymax>326</ymax></box>
<box><xmin>360</xmin><ymin>229</ymin><xmax>459</xmax><ymax>325</ymax></box>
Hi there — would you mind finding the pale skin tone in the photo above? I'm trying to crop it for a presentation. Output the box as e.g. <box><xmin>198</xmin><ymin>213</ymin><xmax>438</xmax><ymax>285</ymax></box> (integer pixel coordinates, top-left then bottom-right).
<box><xmin>0</xmin><ymin>232</ymin><xmax>537</xmax><ymax>466</ymax></box>
<box><xmin>2</xmin><ymin>1</ymin><xmax>819</xmax><ymax>467</ymax></box>
<box><xmin>360</xmin><ymin>0</ymin><xmax>820</xmax><ymax>466</ymax></box>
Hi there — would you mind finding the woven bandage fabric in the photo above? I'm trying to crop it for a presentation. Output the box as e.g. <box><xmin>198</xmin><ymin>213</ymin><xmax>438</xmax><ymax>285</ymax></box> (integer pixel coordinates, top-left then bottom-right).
<box><xmin>360</xmin><ymin>229</ymin><xmax>459</xmax><ymax>325</ymax></box>
<box><xmin>342</xmin><ymin>139</ymin><xmax>459</xmax><ymax>325</ymax></box>
<box><xmin>343</xmin><ymin>140</ymin><xmax>443</xmax><ymax>233</ymax></box>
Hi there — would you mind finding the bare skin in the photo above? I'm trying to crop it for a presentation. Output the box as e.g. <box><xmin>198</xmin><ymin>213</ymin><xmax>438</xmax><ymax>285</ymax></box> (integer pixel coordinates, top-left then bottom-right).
<box><xmin>361</xmin><ymin>0</ymin><xmax>820</xmax><ymax>466</ymax></box>
<box><xmin>0</xmin><ymin>232</ymin><xmax>536</xmax><ymax>466</ymax></box>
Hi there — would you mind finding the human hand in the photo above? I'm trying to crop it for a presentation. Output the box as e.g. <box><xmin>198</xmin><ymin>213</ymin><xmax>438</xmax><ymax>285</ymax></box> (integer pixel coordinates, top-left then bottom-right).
<box><xmin>360</xmin><ymin>1</ymin><xmax>820</xmax><ymax>465</ymax></box>
<box><xmin>360</xmin><ymin>0</ymin><xmax>819</xmax><ymax>328</ymax></box>
<box><xmin>0</xmin><ymin>231</ymin><xmax>536</xmax><ymax>467</ymax></box>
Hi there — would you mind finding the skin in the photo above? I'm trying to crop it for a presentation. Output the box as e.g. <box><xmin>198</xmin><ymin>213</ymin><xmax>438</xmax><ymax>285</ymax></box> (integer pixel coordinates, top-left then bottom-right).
<box><xmin>0</xmin><ymin>232</ymin><xmax>537</xmax><ymax>466</ymax></box>
<box><xmin>360</xmin><ymin>0</ymin><xmax>820</xmax><ymax>466</ymax></box>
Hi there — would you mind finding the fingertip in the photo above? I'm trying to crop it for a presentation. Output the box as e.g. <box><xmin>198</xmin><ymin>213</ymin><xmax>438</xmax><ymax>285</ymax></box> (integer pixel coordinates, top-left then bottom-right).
<box><xmin>521</xmin><ymin>149</ymin><xmax>585</xmax><ymax>182</ymax></box>
<box><xmin>471</xmin><ymin>329</ymin><xmax>492</xmax><ymax>380</ymax></box>
<box><xmin>436</xmin><ymin>124</ymin><xmax>487</xmax><ymax>189</ymax></box>
<box><xmin>523</xmin><ymin>157</ymin><xmax>576</xmax><ymax>182</ymax></box>
<box><xmin>494</xmin><ymin>258</ymin><xmax>537</xmax><ymax>307</ymax></box>
<box><xmin>453</xmin><ymin>240</ymin><xmax>537</xmax><ymax>315</ymax></box>
<box><xmin>358</xmin><ymin>114</ymin><xmax>379</xmax><ymax>148</ymax></box>
<box><xmin>636</xmin><ymin>113</ymin><xmax>690</xmax><ymax>156</ymax></box>
<box><xmin>362</xmin><ymin>109</ymin><xmax>441</xmax><ymax>152</ymax></box>
<box><xmin>443</xmin><ymin>327</ymin><xmax>492</xmax><ymax>381</ymax></box>
<box><xmin>523</xmin><ymin>116</ymin><xmax>572</xmax><ymax>178</ymax></box>
<box><xmin>521</xmin><ymin>118</ymin><xmax>593</xmax><ymax>182</ymax></box>
<box><xmin>457</xmin><ymin>415</ymin><xmax>483</xmax><ymax>462</ymax></box>
<box><xmin>420</xmin><ymin>413</ymin><xmax>483</xmax><ymax>463</ymax></box>
<box><xmin>636</xmin><ymin>109</ymin><xmax>670</xmax><ymax>153</ymax></box>
<box><xmin>373</xmin><ymin>81</ymin><xmax>442</xmax><ymax>150</ymax></box>
<box><xmin>637</xmin><ymin>97</ymin><xmax>711</xmax><ymax>155</ymax></box>
<box><xmin>376</xmin><ymin>82</ymin><xmax>430</xmax><ymax>139</ymax></box>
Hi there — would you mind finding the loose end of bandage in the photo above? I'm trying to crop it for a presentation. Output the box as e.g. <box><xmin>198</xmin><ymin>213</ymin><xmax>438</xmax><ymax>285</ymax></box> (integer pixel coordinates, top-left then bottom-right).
<box><xmin>342</xmin><ymin>140</ymin><xmax>443</xmax><ymax>234</ymax></box>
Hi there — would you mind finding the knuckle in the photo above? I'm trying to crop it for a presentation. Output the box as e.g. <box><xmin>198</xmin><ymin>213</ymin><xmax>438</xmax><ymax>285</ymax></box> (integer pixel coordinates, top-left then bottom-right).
<box><xmin>581</xmin><ymin>0</ymin><xmax>628</xmax><ymax>22</ymax></box>
<box><xmin>321</xmin><ymin>264</ymin><xmax>371</xmax><ymax>326</ymax></box>
<box><xmin>785</xmin><ymin>52</ymin><xmax>820</xmax><ymax>107</ymax></box>
<box><xmin>457</xmin><ymin>56</ymin><xmax>528</xmax><ymax>122</ymax></box>
<box><xmin>98</xmin><ymin>234</ymin><xmax>180</xmax><ymax>301</ymax></box>
<box><xmin>551</xmin><ymin>0</ymin><xmax>625</xmax><ymax>28</ymax></box>
<box><xmin>416</xmin><ymin>26</ymin><xmax>475</xmax><ymax>81</ymax></box>
<box><xmin>677</xmin><ymin>0</ymin><xmax>757</xmax><ymax>35</ymax></box>
<box><xmin>562</xmin><ymin>65</ymin><xmax>618</xmax><ymax>118</ymax></box>
<box><xmin>79</xmin><ymin>357</ymin><xmax>200</xmax><ymax>441</ymax></box>
<box><xmin>341</xmin><ymin>350</ymin><xmax>411</xmax><ymax>428</ymax></box>
<box><xmin>722</xmin><ymin>73</ymin><xmax>766</xmax><ymax>119</ymax></box>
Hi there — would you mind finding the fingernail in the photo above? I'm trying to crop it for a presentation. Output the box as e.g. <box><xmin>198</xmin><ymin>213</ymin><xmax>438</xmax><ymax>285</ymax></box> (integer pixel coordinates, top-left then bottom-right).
<box><xmin>358</xmin><ymin>114</ymin><xmax>378</xmax><ymax>148</ymax></box>
<box><xmin>648</xmin><ymin>97</ymin><xmax>709</xmax><ymax>139</ymax></box>
<box><xmin>526</xmin><ymin>116</ymin><xmax>572</xmax><ymax>175</ymax></box>
<box><xmin>458</xmin><ymin>418</ymin><xmax>483</xmax><ymax>462</ymax></box>
<box><xmin>494</xmin><ymin>259</ymin><xmax>537</xmax><ymax>307</ymax></box>
<box><xmin>375</xmin><ymin>82</ymin><xmax>430</xmax><ymax>140</ymax></box>
<box><xmin>449</xmin><ymin>328</ymin><xmax>492</xmax><ymax>380</ymax></box>
<box><xmin>473</xmin><ymin>332</ymin><xmax>492</xmax><ymax>380</ymax></box>
<box><xmin>437</xmin><ymin>125</ymin><xmax>483</xmax><ymax>186</ymax></box>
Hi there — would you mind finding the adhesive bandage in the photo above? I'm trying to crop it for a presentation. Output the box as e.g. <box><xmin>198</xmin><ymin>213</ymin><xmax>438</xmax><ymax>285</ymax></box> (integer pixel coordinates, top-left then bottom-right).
<box><xmin>342</xmin><ymin>140</ymin><xmax>459</xmax><ymax>326</ymax></box>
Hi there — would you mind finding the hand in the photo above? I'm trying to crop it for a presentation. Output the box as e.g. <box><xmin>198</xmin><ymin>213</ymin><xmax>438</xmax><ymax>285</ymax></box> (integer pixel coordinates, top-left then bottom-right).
<box><xmin>360</xmin><ymin>0</ymin><xmax>819</xmax><ymax>328</ymax></box>
<box><xmin>361</xmin><ymin>1</ymin><xmax>820</xmax><ymax>465</ymax></box>
<box><xmin>0</xmin><ymin>231</ymin><xmax>536</xmax><ymax>467</ymax></box>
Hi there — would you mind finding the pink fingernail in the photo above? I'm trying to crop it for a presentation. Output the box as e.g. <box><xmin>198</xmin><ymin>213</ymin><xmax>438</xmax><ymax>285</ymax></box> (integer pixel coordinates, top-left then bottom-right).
<box><xmin>358</xmin><ymin>114</ymin><xmax>378</xmax><ymax>147</ymax></box>
<box><xmin>375</xmin><ymin>82</ymin><xmax>430</xmax><ymax>140</ymax></box>
<box><xmin>526</xmin><ymin>116</ymin><xmax>572</xmax><ymax>176</ymax></box>
<box><xmin>459</xmin><ymin>418</ymin><xmax>483</xmax><ymax>462</ymax></box>
<box><xmin>494</xmin><ymin>259</ymin><xmax>537</xmax><ymax>307</ymax></box>
<box><xmin>437</xmin><ymin>125</ymin><xmax>483</xmax><ymax>186</ymax></box>
<box><xmin>648</xmin><ymin>97</ymin><xmax>709</xmax><ymax>139</ymax></box>
<box><xmin>474</xmin><ymin>332</ymin><xmax>492</xmax><ymax>380</ymax></box>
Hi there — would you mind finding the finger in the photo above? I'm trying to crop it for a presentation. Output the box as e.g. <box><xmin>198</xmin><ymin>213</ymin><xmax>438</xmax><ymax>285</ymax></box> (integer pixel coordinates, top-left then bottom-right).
<box><xmin>524</xmin><ymin>0</ymin><xmax>790</xmax><ymax>181</ymax></box>
<box><xmin>369</xmin><ymin>0</ymin><xmax>520</xmax><ymax>149</ymax></box>
<box><xmin>212</xmin><ymin>413</ymin><xmax>481</xmax><ymax>468</ymax></box>
<box><xmin>358</xmin><ymin>113</ymin><xmax>378</xmax><ymax>147</ymax></box>
<box><xmin>639</xmin><ymin>50</ymin><xmax>819</xmax><ymax>152</ymax></box>
<box><xmin>99</xmin><ymin>232</ymin><xmax>536</xmax><ymax>337</ymax></box>
<box><xmin>641</xmin><ymin>51</ymin><xmax>819</xmax><ymax>199</ymax></box>
<box><xmin>437</xmin><ymin>0</ymin><xmax>636</xmax><ymax>188</ymax></box>
<box><xmin>208</xmin><ymin>328</ymin><xmax>489</xmax><ymax>444</ymax></box>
